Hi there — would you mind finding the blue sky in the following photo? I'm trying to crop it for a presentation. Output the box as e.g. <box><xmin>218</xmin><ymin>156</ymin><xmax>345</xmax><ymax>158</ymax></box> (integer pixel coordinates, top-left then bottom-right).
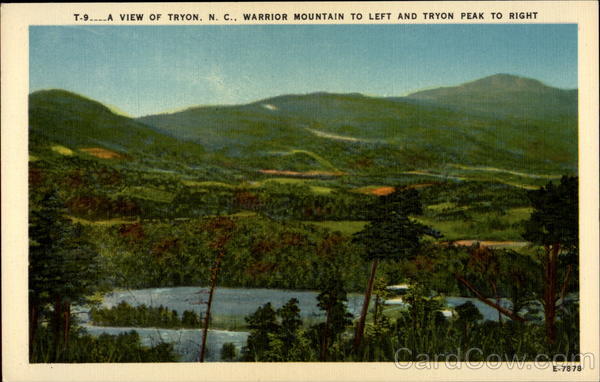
<box><xmin>30</xmin><ymin>24</ymin><xmax>577</xmax><ymax>117</ymax></box>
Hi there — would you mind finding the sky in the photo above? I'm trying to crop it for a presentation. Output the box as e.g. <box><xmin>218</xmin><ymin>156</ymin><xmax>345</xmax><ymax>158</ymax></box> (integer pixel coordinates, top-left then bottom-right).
<box><xmin>30</xmin><ymin>24</ymin><xmax>577</xmax><ymax>117</ymax></box>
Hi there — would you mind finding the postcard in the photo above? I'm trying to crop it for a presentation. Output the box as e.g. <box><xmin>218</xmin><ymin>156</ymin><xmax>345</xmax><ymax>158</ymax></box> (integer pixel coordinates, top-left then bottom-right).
<box><xmin>1</xmin><ymin>2</ymin><xmax>598</xmax><ymax>381</ymax></box>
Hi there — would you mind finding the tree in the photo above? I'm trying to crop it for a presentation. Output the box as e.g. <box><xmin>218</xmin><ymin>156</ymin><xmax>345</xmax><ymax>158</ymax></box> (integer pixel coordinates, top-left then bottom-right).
<box><xmin>29</xmin><ymin>190</ymin><xmax>104</xmax><ymax>358</ymax></box>
<box><xmin>352</xmin><ymin>188</ymin><xmax>438</xmax><ymax>350</ymax></box>
<box><xmin>278</xmin><ymin>298</ymin><xmax>303</xmax><ymax>344</ymax></box>
<box><xmin>455</xmin><ymin>301</ymin><xmax>483</xmax><ymax>339</ymax></box>
<box><xmin>395</xmin><ymin>283</ymin><xmax>449</xmax><ymax>359</ymax></box>
<box><xmin>411</xmin><ymin>243</ymin><xmax>536</xmax><ymax>324</ymax></box>
<box><xmin>467</xmin><ymin>244</ymin><xmax>502</xmax><ymax>323</ymax></box>
<box><xmin>370</xmin><ymin>276</ymin><xmax>393</xmax><ymax>334</ymax></box>
<box><xmin>313</xmin><ymin>233</ymin><xmax>354</xmax><ymax>360</ymax></box>
<box><xmin>522</xmin><ymin>176</ymin><xmax>578</xmax><ymax>344</ymax></box>
<box><xmin>220</xmin><ymin>342</ymin><xmax>238</xmax><ymax>361</ymax></box>
<box><xmin>268</xmin><ymin>298</ymin><xmax>309</xmax><ymax>361</ymax></box>
<box><xmin>315</xmin><ymin>278</ymin><xmax>353</xmax><ymax>361</ymax></box>
<box><xmin>199</xmin><ymin>216</ymin><xmax>236</xmax><ymax>362</ymax></box>
<box><xmin>450</xmin><ymin>245</ymin><xmax>528</xmax><ymax>323</ymax></box>
<box><xmin>242</xmin><ymin>299</ymin><xmax>318</xmax><ymax>362</ymax></box>
<box><xmin>242</xmin><ymin>302</ymin><xmax>280</xmax><ymax>361</ymax></box>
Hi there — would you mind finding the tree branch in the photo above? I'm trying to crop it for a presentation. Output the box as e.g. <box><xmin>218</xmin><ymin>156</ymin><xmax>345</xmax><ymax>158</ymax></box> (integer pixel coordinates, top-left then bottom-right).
<box><xmin>454</xmin><ymin>273</ymin><xmax>526</xmax><ymax>323</ymax></box>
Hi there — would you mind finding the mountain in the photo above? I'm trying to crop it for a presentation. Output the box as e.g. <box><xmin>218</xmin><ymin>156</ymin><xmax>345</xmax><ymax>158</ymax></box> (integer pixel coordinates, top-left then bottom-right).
<box><xmin>405</xmin><ymin>74</ymin><xmax>577</xmax><ymax>119</ymax></box>
<box><xmin>29</xmin><ymin>89</ymin><xmax>204</xmax><ymax>159</ymax></box>
<box><xmin>28</xmin><ymin>74</ymin><xmax>578</xmax><ymax>183</ymax></box>
<box><xmin>137</xmin><ymin>92</ymin><xmax>460</xmax><ymax>150</ymax></box>
<box><xmin>137</xmin><ymin>75</ymin><xmax>577</xmax><ymax>174</ymax></box>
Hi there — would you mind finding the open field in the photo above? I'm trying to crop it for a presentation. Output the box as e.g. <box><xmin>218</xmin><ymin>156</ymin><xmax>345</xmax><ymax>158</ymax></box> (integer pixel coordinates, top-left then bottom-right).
<box><xmin>80</xmin><ymin>147</ymin><xmax>124</xmax><ymax>159</ymax></box>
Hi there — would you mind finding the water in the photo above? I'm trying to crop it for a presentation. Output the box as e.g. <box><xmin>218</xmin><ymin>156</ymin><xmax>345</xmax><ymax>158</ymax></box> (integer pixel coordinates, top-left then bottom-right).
<box><xmin>98</xmin><ymin>286</ymin><xmax>365</xmax><ymax>320</ymax></box>
<box><xmin>80</xmin><ymin>287</ymin><xmax>560</xmax><ymax>361</ymax></box>
<box><xmin>80</xmin><ymin>286</ymin><xmax>365</xmax><ymax>362</ymax></box>
<box><xmin>81</xmin><ymin>324</ymin><xmax>248</xmax><ymax>362</ymax></box>
<box><xmin>384</xmin><ymin>296</ymin><xmax>522</xmax><ymax>321</ymax></box>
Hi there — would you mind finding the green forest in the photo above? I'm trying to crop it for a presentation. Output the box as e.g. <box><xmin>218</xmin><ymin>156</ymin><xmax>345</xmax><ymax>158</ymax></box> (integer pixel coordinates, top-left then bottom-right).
<box><xmin>28</xmin><ymin>74</ymin><xmax>580</xmax><ymax>363</ymax></box>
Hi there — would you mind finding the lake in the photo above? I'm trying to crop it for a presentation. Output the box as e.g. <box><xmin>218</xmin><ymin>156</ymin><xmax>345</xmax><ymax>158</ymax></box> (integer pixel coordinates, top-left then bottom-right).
<box><xmin>81</xmin><ymin>324</ymin><xmax>249</xmax><ymax>362</ymax></box>
<box><xmin>79</xmin><ymin>286</ymin><xmax>366</xmax><ymax>362</ymax></box>
<box><xmin>80</xmin><ymin>286</ymin><xmax>544</xmax><ymax>362</ymax></box>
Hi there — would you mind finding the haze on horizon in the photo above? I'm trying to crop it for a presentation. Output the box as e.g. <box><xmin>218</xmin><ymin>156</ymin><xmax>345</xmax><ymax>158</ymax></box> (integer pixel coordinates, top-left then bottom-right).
<box><xmin>29</xmin><ymin>24</ymin><xmax>577</xmax><ymax>117</ymax></box>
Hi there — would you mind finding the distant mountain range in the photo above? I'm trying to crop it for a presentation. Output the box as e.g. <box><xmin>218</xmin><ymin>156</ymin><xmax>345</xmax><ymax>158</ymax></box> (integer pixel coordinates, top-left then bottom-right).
<box><xmin>29</xmin><ymin>74</ymin><xmax>578</xmax><ymax>178</ymax></box>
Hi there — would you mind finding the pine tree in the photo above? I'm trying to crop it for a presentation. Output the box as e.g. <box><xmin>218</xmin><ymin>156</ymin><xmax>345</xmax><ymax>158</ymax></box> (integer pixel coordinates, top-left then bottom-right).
<box><xmin>352</xmin><ymin>188</ymin><xmax>438</xmax><ymax>350</ymax></box>
<box><xmin>29</xmin><ymin>190</ymin><xmax>104</xmax><ymax>359</ymax></box>
<box><xmin>315</xmin><ymin>279</ymin><xmax>352</xmax><ymax>361</ymax></box>
<box><xmin>522</xmin><ymin>176</ymin><xmax>578</xmax><ymax>344</ymax></box>
<box><xmin>242</xmin><ymin>303</ymin><xmax>280</xmax><ymax>361</ymax></box>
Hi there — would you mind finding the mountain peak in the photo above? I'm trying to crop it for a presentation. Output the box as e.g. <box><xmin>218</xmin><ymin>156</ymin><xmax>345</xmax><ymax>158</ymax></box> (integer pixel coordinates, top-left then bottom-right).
<box><xmin>406</xmin><ymin>73</ymin><xmax>577</xmax><ymax>119</ymax></box>
<box><xmin>30</xmin><ymin>89</ymin><xmax>115</xmax><ymax>115</ymax></box>
<box><xmin>31</xmin><ymin>88</ymin><xmax>99</xmax><ymax>101</ymax></box>
<box><xmin>460</xmin><ymin>74</ymin><xmax>551</xmax><ymax>92</ymax></box>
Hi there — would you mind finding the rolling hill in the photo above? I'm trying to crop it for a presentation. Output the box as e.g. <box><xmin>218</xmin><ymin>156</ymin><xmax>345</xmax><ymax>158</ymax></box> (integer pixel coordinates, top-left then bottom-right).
<box><xmin>29</xmin><ymin>74</ymin><xmax>578</xmax><ymax>183</ymax></box>
<box><xmin>137</xmin><ymin>74</ymin><xmax>577</xmax><ymax>175</ymax></box>
<box><xmin>29</xmin><ymin>89</ymin><xmax>205</xmax><ymax>160</ymax></box>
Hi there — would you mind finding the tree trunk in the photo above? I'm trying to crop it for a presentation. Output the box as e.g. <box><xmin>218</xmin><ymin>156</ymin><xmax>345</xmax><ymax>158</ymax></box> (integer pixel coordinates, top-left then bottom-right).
<box><xmin>320</xmin><ymin>304</ymin><xmax>332</xmax><ymax>361</ymax></box>
<box><xmin>559</xmin><ymin>263</ymin><xmax>573</xmax><ymax>306</ymax></box>
<box><xmin>29</xmin><ymin>301</ymin><xmax>39</xmax><ymax>354</ymax></box>
<box><xmin>373</xmin><ymin>294</ymin><xmax>380</xmax><ymax>324</ymax></box>
<box><xmin>544</xmin><ymin>244</ymin><xmax>560</xmax><ymax>344</ymax></box>
<box><xmin>455</xmin><ymin>274</ymin><xmax>526</xmax><ymax>322</ymax></box>
<box><xmin>63</xmin><ymin>301</ymin><xmax>71</xmax><ymax>348</ymax></box>
<box><xmin>199</xmin><ymin>251</ymin><xmax>225</xmax><ymax>362</ymax></box>
<box><xmin>353</xmin><ymin>259</ymin><xmax>379</xmax><ymax>351</ymax></box>
<box><xmin>53</xmin><ymin>296</ymin><xmax>63</xmax><ymax>359</ymax></box>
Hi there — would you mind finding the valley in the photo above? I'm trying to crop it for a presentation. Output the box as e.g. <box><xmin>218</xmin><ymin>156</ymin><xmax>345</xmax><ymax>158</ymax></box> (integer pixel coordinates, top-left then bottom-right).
<box><xmin>28</xmin><ymin>74</ymin><xmax>580</xmax><ymax>362</ymax></box>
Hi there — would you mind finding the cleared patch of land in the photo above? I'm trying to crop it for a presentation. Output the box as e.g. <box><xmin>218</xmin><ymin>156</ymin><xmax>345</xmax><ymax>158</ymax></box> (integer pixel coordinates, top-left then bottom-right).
<box><xmin>182</xmin><ymin>180</ymin><xmax>236</xmax><ymax>188</ymax></box>
<box><xmin>259</xmin><ymin>169</ymin><xmax>345</xmax><ymax>177</ymax></box>
<box><xmin>353</xmin><ymin>186</ymin><xmax>395</xmax><ymax>196</ymax></box>
<box><xmin>261</xmin><ymin>178</ymin><xmax>333</xmax><ymax>194</ymax></box>
<box><xmin>262</xmin><ymin>104</ymin><xmax>278</xmax><ymax>111</ymax></box>
<box><xmin>80</xmin><ymin>147</ymin><xmax>124</xmax><ymax>159</ymax></box>
<box><xmin>353</xmin><ymin>185</ymin><xmax>390</xmax><ymax>195</ymax></box>
<box><xmin>182</xmin><ymin>178</ymin><xmax>334</xmax><ymax>194</ymax></box>
<box><xmin>426</xmin><ymin>202</ymin><xmax>469</xmax><ymax>212</ymax></box>
<box><xmin>67</xmin><ymin>216</ymin><xmax>139</xmax><ymax>225</ymax></box>
<box><xmin>306</xmin><ymin>128</ymin><xmax>370</xmax><ymax>143</ymax></box>
<box><xmin>354</xmin><ymin>184</ymin><xmax>434</xmax><ymax>196</ymax></box>
<box><xmin>369</xmin><ymin>186</ymin><xmax>395</xmax><ymax>196</ymax></box>
<box><xmin>51</xmin><ymin>145</ymin><xmax>74</xmax><ymax>156</ymax></box>
<box><xmin>415</xmin><ymin>207</ymin><xmax>532</xmax><ymax>241</ymax></box>
<box><xmin>448</xmin><ymin>163</ymin><xmax>562</xmax><ymax>180</ymax></box>
<box><xmin>401</xmin><ymin>170</ymin><xmax>466</xmax><ymax>181</ymax></box>
<box><xmin>449</xmin><ymin>240</ymin><xmax>530</xmax><ymax>248</ymax></box>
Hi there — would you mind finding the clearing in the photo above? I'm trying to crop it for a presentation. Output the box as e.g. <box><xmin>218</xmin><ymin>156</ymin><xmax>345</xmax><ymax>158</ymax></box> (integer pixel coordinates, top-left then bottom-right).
<box><xmin>306</xmin><ymin>128</ymin><xmax>371</xmax><ymax>143</ymax></box>
<box><xmin>353</xmin><ymin>186</ymin><xmax>396</xmax><ymax>196</ymax></box>
<box><xmin>259</xmin><ymin>169</ymin><xmax>345</xmax><ymax>177</ymax></box>
<box><xmin>66</xmin><ymin>216</ymin><xmax>139</xmax><ymax>225</ymax></box>
<box><xmin>80</xmin><ymin>147</ymin><xmax>124</xmax><ymax>159</ymax></box>
<box><xmin>449</xmin><ymin>240</ymin><xmax>530</xmax><ymax>248</ymax></box>
<box><xmin>51</xmin><ymin>145</ymin><xmax>74</xmax><ymax>156</ymax></box>
<box><xmin>448</xmin><ymin>164</ymin><xmax>562</xmax><ymax>180</ymax></box>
